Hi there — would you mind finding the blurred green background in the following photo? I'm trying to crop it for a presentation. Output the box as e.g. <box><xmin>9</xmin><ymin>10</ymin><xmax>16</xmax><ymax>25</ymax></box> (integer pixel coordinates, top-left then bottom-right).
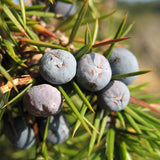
<box><xmin>116</xmin><ymin>0</ymin><xmax>160</xmax><ymax>96</ymax></box>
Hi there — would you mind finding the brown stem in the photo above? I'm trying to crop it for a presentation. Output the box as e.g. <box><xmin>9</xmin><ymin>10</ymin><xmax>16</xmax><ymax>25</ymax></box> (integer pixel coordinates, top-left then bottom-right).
<box><xmin>0</xmin><ymin>75</ymin><xmax>32</xmax><ymax>94</ymax></box>
<box><xmin>130</xmin><ymin>96</ymin><xmax>160</xmax><ymax>114</ymax></box>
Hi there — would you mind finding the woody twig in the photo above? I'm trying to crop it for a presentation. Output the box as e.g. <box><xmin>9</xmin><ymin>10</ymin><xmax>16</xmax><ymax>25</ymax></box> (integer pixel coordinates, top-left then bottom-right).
<box><xmin>0</xmin><ymin>75</ymin><xmax>32</xmax><ymax>94</ymax></box>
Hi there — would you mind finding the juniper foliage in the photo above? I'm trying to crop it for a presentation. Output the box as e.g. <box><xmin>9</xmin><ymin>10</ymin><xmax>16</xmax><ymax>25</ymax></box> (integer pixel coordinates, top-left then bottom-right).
<box><xmin>0</xmin><ymin>0</ymin><xmax>160</xmax><ymax>160</ymax></box>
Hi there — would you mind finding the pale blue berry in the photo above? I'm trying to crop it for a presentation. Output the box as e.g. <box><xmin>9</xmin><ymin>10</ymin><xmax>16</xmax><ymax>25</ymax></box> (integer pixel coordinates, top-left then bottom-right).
<box><xmin>40</xmin><ymin>49</ymin><xmax>77</xmax><ymax>85</ymax></box>
<box><xmin>97</xmin><ymin>80</ymin><xmax>130</xmax><ymax>112</ymax></box>
<box><xmin>76</xmin><ymin>53</ymin><xmax>112</xmax><ymax>92</ymax></box>
<box><xmin>109</xmin><ymin>47</ymin><xmax>139</xmax><ymax>85</ymax></box>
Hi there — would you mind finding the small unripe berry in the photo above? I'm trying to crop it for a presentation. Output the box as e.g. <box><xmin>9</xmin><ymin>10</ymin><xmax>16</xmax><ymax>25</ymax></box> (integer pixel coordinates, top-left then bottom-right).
<box><xmin>23</xmin><ymin>84</ymin><xmax>62</xmax><ymax>117</ymax></box>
